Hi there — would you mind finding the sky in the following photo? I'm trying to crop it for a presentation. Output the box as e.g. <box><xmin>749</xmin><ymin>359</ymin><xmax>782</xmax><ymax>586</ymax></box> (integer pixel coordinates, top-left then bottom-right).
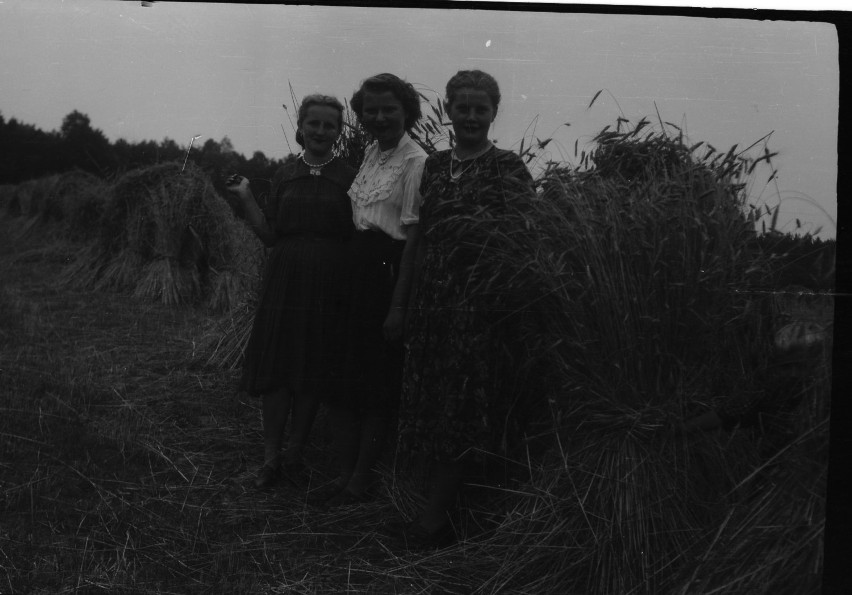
<box><xmin>0</xmin><ymin>1</ymin><xmax>840</xmax><ymax>238</ymax></box>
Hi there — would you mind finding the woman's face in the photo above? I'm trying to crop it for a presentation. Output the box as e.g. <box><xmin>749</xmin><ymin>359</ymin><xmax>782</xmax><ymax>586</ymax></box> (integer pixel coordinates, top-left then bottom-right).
<box><xmin>447</xmin><ymin>88</ymin><xmax>495</xmax><ymax>150</ymax></box>
<box><xmin>360</xmin><ymin>90</ymin><xmax>406</xmax><ymax>151</ymax></box>
<box><xmin>300</xmin><ymin>105</ymin><xmax>341</xmax><ymax>157</ymax></box>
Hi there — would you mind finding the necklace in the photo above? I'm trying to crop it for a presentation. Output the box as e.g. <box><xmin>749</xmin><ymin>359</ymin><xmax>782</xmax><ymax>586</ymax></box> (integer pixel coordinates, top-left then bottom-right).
<box><xmin>449</xmin><ymin>143</ymin><xmax>493</xmax><ymax>182</ymax></box>
<box><xmin>301</xmin><ymin>153</ymin><xmax>335</xmax><ymax>176</ymax></box>
<box><xmin>377</xmin><ymin>146</ymin><xmax>396</xmax><ymax>166</ymax></box>
<box><xmin>449</xmin><ymin>157</ymin><xmax>477</xmax><ymax>181</ymax></box>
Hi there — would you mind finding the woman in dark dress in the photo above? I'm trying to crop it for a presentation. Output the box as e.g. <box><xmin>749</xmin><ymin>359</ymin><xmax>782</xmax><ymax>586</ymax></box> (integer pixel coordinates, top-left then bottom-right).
<box><xmin>395</xmin><ymin>70</ymin><xmax>537</xmax><ymax>546</ymax></box>
<box><xmin>226</xmin><ymin>94</ymin><xmax>356</xmax><ymax>489</ymax></box>
<box><xmin>314</xmin><ymin>74</ymin><xmax>427</xmax><ymax>507</ymax></box>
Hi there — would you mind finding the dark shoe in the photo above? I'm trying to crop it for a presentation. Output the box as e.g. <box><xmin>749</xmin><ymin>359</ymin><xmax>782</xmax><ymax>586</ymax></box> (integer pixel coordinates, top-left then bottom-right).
<box><xmin>282</xmin><ymin>459</ymin><xmax>307</xmax><ymax>480</ymax></box>
<box><xmin>306</xmin><ymin>482</ymin><xmax>345</xmax><ymax>507</ymax></box>
<box><xmin>405</xmin><ymin>519</ymin><xmax>456</xmax><ymax>549</ymax></box>
<box><xmin>253</xmin><ymin>464</ymin><xmax>281</xmax><ymax>489</ymax></box>
<box><xmin>324</xmin><ymin>487</ymin><xmax>375</xmax><ymax>509</ymax></box>
<box><xmin>384</xmin><ymin>517</ymin><xmax>456</xmax><ymax>550</ymax></box>
<box><xmin>381</xmin><ymin>517</ymin><xmax>408</xmax><ymax>538</ymax></box>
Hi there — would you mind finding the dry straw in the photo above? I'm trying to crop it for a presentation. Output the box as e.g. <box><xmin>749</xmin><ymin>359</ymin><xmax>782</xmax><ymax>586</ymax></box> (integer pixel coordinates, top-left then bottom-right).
<box><xmin>0</xmin><ymin>171</ymin><xmax>110</xmax><ymax>265</ymax></box>
<box><xmin>7</xmin><ymin>176</ymin><xmax>56</xmax><ymax>220</ymax></box>
<box><xmin>60</xmin><ymin>161</ymin><xmax>264</xmax><ymax>311</ymax></box>
<box><xmin>385</xmin><ymin>119</ymin><xmax>827</xmax><ymax>593</ymax></box>
<box><xmin>0</xmin><ymin>183</ymin><xmax>19</xmax><ymax>215</ymax></box>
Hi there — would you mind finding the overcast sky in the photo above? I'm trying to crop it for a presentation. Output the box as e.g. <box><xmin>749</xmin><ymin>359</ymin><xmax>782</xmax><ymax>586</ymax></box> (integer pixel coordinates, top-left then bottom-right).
<box><xmin>0</xmin><ymin>1</ymin><xmax>839</xmax><ymax>238</ymax></box>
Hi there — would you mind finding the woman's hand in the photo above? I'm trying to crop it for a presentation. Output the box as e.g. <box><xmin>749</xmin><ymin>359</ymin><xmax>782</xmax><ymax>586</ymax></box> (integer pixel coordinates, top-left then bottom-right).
<box><xmin>225</xmin><ymin>174</ymin><xmax>251</xmax><ymax>201</ymax></box>
<box><xmin>383</xmin><ymin>308</ymin><xmax>405</xmax><ymax>343</ymax></box>
<box><xmin>225</xmin><ymin>174</ymin><xmax>274</xmax><ymax>245</ymax></box>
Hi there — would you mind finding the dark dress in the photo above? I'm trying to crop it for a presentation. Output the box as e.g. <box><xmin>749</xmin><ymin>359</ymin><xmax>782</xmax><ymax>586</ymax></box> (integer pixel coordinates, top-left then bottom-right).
<box><xmin>239</xmin><ymin>157</ymin><xmax>356</xmax><ymax>399</ymax></box>
<box><xmin>398</xmin><ymin>147</ymin><xmax>536</xmax><ymax>463</ymax></box>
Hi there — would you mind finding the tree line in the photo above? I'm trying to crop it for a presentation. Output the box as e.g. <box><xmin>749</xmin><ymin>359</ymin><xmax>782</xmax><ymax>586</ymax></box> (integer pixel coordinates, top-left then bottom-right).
<box><xmin>1</xmin><ymin>109</ymin><xmax>834</xmax><ymax>292</ymax></box>
<box><xmin>0</xmin><ymin>110</ymin><xmax>287</xmax><ymax>189</ymax></box>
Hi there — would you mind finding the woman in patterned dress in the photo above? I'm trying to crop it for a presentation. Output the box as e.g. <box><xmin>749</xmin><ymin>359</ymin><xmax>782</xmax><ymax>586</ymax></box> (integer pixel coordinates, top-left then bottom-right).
<box><xmin>226</xmin><ymin>95</ymin><xmax>356</xmax><ymax>489</ymax></box>
<box><xmin>395</xmin><ymin>70</ymin><xmax>537</xmax><ymax>546</ymax></box>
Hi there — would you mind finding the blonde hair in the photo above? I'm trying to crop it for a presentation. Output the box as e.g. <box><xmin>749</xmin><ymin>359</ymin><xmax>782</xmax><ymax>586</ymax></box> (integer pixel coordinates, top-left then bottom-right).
<box><xmin>295</xmin><ymin>94</ymin><xmax>345</xmax><ymax>147</ymax></box>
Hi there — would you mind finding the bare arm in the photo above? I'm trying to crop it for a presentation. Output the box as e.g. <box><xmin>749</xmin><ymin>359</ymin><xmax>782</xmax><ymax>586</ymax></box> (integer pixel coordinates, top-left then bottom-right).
<box><xmin>383</xmin><ymin>223</ymin><xmax>421</xmax><ymax>342</ymax></box>
<box><xmin>225</xmin><ymin>175</ymin><xmax>277</xmax><ymax>247</ymax></box>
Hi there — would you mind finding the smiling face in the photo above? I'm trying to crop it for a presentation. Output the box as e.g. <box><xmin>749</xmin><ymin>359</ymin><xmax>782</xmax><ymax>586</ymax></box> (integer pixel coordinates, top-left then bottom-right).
<box><xmin>447</xmin><ymin>87</ymin><xmax>496</xmax><ymax>153</ymax></box>
<box><xmin>360</xmin><ymin>90</ymin><xmax>407</xmax><ymax>151</ymax></box>
<box><xmin>299</xmin><ymin>104</ymin><xmax>341</xmax><ymax>159</ymax></box>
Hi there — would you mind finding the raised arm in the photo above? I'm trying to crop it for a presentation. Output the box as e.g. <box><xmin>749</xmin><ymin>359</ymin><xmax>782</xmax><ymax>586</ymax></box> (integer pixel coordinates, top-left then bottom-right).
<box><xmin>225</xmin><ymin>175</ymin><xmax>277</xmax><ymax>247</ymax></box>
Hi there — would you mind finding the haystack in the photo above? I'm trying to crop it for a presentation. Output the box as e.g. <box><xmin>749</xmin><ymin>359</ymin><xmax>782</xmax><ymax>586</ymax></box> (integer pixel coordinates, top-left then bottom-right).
<box><xmin>61</xmin><ymin>161</ymin><xmax>263</xmax><ymax>311</ymax></box>
<box><xmin>12</xmin><ymin>170</ymin><xmax>109</xmax><ymax>242</ymax></box>
<box><xmin>0</xmin><ymin>184</ymin><xmax>17</xmax><ymax>215</ymax></box>
<box><xmin>392</xmin><ymin>122</ymin><xmax>827</xmax><ymax>593</ymax></box>
<box><xmin>3</xmin><ymin>177</ymin><xmax>55</xmax><ymax>222</ymax></box>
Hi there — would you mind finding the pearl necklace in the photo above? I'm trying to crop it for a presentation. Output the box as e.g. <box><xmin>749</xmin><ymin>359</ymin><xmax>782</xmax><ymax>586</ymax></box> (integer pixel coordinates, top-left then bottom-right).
<box><xmin>301</xmin><ymin>152</ymin><xmax>335</xmax><ymax>176</ymax></box>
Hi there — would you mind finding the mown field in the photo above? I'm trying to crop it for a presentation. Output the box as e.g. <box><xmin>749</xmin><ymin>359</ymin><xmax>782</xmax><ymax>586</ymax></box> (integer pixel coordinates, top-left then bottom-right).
<box><xmin>0</xmin><ymin>215</ymin><xmax>457</xmax><ymax>594</ymax></box>
<box><xmin>0</xmin><ymin>119</ymin><xmax>836</xmax><ymax>594</ymax></box>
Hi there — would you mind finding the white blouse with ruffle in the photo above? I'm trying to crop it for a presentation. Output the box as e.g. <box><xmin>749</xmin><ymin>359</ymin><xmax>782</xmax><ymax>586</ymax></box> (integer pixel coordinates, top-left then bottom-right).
<box><xmin>348</xmin><ymin>133</ymin><xmax>427</xmax><ymax>241</ymax></box>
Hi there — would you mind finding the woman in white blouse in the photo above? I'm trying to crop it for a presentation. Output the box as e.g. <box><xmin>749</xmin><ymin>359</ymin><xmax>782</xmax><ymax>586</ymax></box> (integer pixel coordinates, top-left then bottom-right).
<box><xmin>315</xmin><ymin>73</ymin><xmax>427</xmax><ymax>507</ymax></box>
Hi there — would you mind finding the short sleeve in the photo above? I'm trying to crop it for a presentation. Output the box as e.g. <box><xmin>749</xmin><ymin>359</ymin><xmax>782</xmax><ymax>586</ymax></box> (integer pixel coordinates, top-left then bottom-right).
<box><xmin>418</xmin><ymin>153</ymin><xmax>440</xmax><ymax>210</ymax></box>
<box><xmin>399</xmin><ymin>153</ymin><xmax>427</xmax><ymax>226</ymax></box>
<box><xmin>418</xmin><ymin>156</ymin><xmax>430</xmax><ymax>197</ymax></box>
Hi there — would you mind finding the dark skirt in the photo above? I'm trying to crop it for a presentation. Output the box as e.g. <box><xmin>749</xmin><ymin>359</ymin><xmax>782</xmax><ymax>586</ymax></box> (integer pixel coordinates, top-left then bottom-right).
<box><xmin>239</xmin><ymin>233</ymin><xmax>350</xmax><ymax>399</ymax></box>
<box><xmin>331</xmin><ymin>230</ymin><xmax>405</xmax><ymax>411</ymax></box>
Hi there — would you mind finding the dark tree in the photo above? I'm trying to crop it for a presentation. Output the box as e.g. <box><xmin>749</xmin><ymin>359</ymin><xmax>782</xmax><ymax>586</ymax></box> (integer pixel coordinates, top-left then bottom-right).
<box><xmin>0</xmin><ymin>113</ymin><xmax>63</xmax><ymax>183</ymax></box>
<box><xmin>1</xmin><ymin>110</ymin><xmax>290</xmax><ymax>190</ymax></box>
<box><xmin>59</xmin><ymin>110</ymin><xmax>113</xmax><ymax>175</ymax></box>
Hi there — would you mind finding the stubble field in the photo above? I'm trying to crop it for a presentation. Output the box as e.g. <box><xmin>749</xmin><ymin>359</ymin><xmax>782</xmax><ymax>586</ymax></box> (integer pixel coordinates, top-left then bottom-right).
<box><xmin>0</xmin><ymin>217</ymin><xmax>472</xmax><ymax>594</ymax></box>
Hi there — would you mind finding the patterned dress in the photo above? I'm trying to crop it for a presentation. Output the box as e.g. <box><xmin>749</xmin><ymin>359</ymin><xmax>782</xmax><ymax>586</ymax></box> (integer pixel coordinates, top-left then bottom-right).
<box><xmin>240</xmin><ymin>157</ymin><xmax>356</xmax><ymax>399</ymax></box>
<box><xmin>398</xmin><ymin>147</ymin><xmax>537</xmax><ymax>463</ymax></box>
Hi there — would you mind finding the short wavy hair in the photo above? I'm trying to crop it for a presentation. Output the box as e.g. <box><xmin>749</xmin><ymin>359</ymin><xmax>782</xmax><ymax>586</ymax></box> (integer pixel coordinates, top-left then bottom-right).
<box><xmin>295</xmin><ymin>94</ymin><xmax>345</xmax><ymax>148</ymax></box>
<box><xmin>445</xmin><ymin>70</ymin><xmax>501</xmax><ymax>113</ymax></box>
<box><xmin>350</xmin><ymin>73</ymin><xmax>422</xmax><ymax>131</ymax></box>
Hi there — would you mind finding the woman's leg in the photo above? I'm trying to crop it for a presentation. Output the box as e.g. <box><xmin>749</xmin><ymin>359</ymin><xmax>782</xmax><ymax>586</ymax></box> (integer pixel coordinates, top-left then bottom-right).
<box><xmin>285</xmin><ymin>390</ymin><xmax>321</xmax><ymax>465</ymax></box>
<box><xmin>345</xmin><ymin>408</ymin><xmax>391</xmax><ymax>495</ymax></box>
<box><xmin>329</xmin><ymin>405</ymin><xmax>361</xmax><ymax>488</ymax></box>
<box><xmin>261</xmin><ymin>389</ymin><xmax>291</xmax><ymax>466</ymax></box>
<box><xmin>256</xmin><ymin>389</ymin><xmax>292</xmax><ymax>487</ymax></box>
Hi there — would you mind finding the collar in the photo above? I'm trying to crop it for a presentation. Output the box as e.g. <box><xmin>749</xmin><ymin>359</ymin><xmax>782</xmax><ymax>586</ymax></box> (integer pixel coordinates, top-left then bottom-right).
<box><xmin>275</xmin><ymin>156</ymin><xmax>352</xmax><ymax>188</ymax></box>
